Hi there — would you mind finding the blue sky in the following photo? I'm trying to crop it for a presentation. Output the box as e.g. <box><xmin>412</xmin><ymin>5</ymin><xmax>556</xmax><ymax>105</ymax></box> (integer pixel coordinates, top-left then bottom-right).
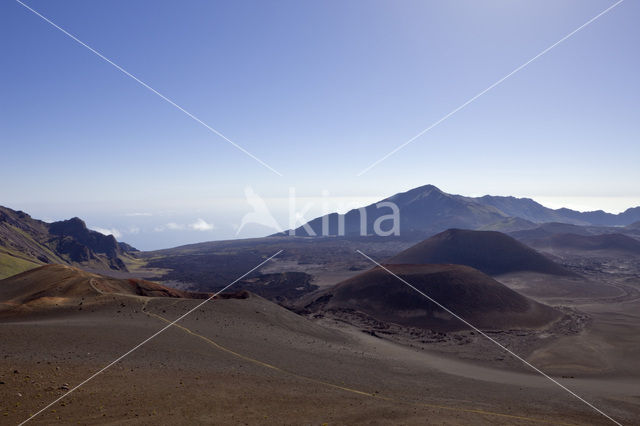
<box><xmin>1</xmin><ymin>0</ymin><xmax>638</xmax><ymax>249</ymax></box>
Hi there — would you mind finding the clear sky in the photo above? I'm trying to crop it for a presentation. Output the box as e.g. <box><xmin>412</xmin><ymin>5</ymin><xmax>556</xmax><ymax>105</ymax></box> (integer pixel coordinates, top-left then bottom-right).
<box><xmin>1</xmin><ymin>0</ymin><xmax>638</xmax><ymax>250</ymax></box>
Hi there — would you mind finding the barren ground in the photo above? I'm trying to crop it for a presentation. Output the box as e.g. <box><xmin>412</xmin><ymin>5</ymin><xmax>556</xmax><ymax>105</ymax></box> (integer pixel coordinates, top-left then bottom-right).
<box><xmin>2</xmin><ymin>246</ymin><xmax>639</xmax><ymax>425</ymax></box>
<box><xmin>1</xmin><ymin>288</ymin><xmax>639</xmax><ymax>425</ymax></box>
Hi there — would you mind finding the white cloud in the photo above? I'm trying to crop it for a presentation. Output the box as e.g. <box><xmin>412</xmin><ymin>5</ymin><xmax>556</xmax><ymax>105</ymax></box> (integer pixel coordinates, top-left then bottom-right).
<box><xmin>189</xmin><ymin>218</ymin><xmax>214</xmax><ymax>231</ymax></box>
<box><xmin>128</xmin><ymin>226</ymin><xmax>140</xmax><ymax>234</ymax></box>
<box><xmin>91</xmin><ymin>227</ymin><xmax>122</xmax><ymax>239</ymax></box>
<box><xmin>166</xmin><ymin>222</ymin><xmax>185</xmax><ymax>230</ymax></box>
<box><xmin>124</xmin><ymin>212</ymin><xmax>152</xmax><ymax>217</ymax></box>
<box><xmin>154</xmin><ymin>219</ymin><xmax>214</xmax><ymax>232</ymax></box>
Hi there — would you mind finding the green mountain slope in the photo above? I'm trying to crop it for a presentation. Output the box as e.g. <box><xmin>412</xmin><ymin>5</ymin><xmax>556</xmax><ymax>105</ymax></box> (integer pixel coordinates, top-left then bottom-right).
<box><xmin>0</xmin><ymin>206</ymin><xmax>136</xmax><ymax>279</ymax></box>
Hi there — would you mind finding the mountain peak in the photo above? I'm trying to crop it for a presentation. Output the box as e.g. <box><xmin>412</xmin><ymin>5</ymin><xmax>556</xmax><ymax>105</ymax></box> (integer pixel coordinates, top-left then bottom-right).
<box><xmin>418</xmin><ymin>183</ymin><xmax>441</xmax><ymax>191</ymax></box>
<box><xmin>49</xmin><ymin>217</ymin><xmax>87</xmax><ymax>235</ymax></box>
<box><xmin>388</xmin><ymin>184</ymin><xmax>444</xmax><ymax>204</ymax></box>
<box><xmin>413</xmin><ymin>184</ymin><xmax>443</xmax><ymax>195</ymax></box>
<box><xmin>281</xmin><ymin>184</ymin><xmax>640</xmax><ymax>238</ymax></box>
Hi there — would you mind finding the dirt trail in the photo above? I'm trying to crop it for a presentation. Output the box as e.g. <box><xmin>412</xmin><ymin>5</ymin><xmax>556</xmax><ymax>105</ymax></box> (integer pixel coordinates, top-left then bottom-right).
<box><xmin>142</xmin><ymin>302</ymin><xmax>575</xmax><ymax>426</ymax></box>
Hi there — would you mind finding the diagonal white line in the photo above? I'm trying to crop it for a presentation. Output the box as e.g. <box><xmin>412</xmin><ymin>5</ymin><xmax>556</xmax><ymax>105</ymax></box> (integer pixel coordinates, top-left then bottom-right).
<box><xmin>357</xmin><ymin>0</ymin><xmax>625</xmax><ymax>176</ymax></box>
<box><xmin>355</xmin><ymin>250</ymin><xmax>623</xmax><ymax>426</ymax></box>
<box><xmin>18</xmin><ymin>250</ymin><xmax>283</xmax><ymax>426</ymax></box>
<box><xmin>15</xmin><ymin>0</ymin><xmax>283</xmax><ymax>177</ymax></box>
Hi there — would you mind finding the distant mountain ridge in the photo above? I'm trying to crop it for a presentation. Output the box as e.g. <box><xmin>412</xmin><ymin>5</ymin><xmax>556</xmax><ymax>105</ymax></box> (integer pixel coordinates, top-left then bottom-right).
<box><xmin>286</xmin><ymin>184</ymin><xmax>640</xmax><ymax>237</ymax></box>
<box><xmin>526</xmin><ymin>233</ymin><xmax>640</xmax><ymax>255</ymax></box>
<box><xmin>0</xmin><ymin>206</ymin><xmax>135</xmax><ymax>279</ymax></box>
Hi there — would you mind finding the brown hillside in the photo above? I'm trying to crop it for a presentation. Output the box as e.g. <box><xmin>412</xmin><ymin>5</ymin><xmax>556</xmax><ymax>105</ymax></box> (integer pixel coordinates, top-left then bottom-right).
<box><xmin>0</xmin><ymin>265</ymin><xmax>246</xmax><ymax>312</ymax></box>
<box><xmin>388</xmin><ymin>229</ymin><xmax>573</xmax><ymax>276</ymax></box>
<box><xmin>305</xmin><ymin>264</ymin><xmax>561</xmax><ymax>332</ymax></box>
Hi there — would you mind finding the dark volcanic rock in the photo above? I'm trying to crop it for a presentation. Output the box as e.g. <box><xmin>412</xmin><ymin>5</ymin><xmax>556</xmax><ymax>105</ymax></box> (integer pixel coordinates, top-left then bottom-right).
<box><xmin>305</xmin><ymin>264</ymin><xmax>561</xmax><ymax>332</ymax></box>
<box><xmin>0</xmin><ymin>206</ymin><xmax>132</xmax><ymax>276</ymax></box>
